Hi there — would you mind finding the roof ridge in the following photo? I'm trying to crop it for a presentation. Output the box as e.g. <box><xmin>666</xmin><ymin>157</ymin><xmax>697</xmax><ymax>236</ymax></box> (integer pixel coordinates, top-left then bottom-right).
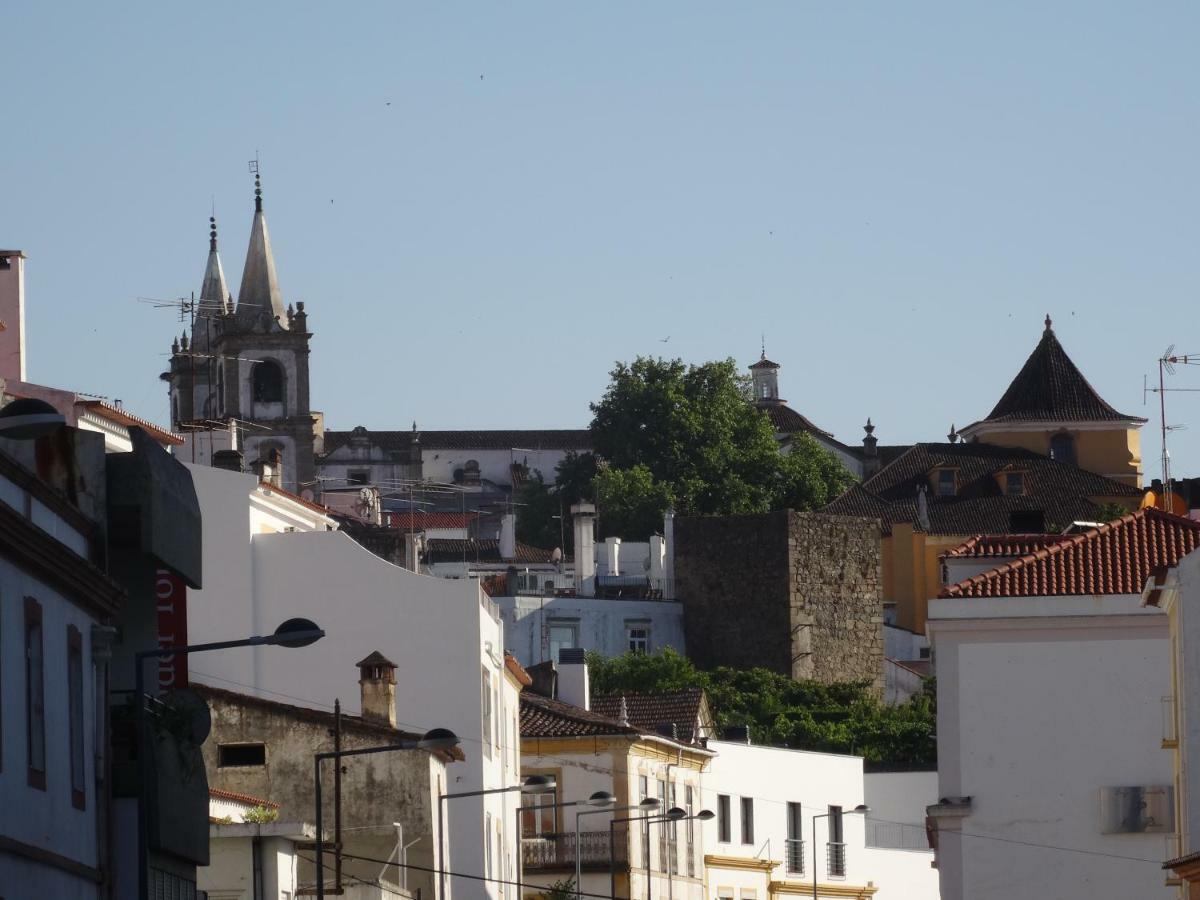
<box><xmin>941</xmin><ymin>507</ymin><xmax>1200</xmax><ymax>597</ymax></box>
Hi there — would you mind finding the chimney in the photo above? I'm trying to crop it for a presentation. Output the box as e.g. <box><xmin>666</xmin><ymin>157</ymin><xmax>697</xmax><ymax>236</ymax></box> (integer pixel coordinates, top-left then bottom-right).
<box><xmin>862</xmin><ymin>419</ymin><xmax>881</xmax><ymax>480</ymax></box>
<box><xmin>251</xmin><ymin>448</ymin><xmax>283</xmax><ymax>488</ymax></box>
<box><xmin>356</xmin><ymin>651</ymin><xmax>398</xmax><ymax>727</ymax></box>
<box><xmin>662</xmin><ymin>508</ymin><xmax>677</xmax><ymax>600</ymax></box>
<box><xmin>212</xmin><ymin>449</ymin><xmax>245</xmax><ymax>473</ymax></box>
<box><xmin>603</xmin><ymin>537</ymin><xmax>621</xmax><ymax>576</ymax></box>
<box><xmin>557</xmin><ymin>647</ymin><xmax>589</xmax><ymax>710</ymax></box>
<box><xmin>571</xmin><ymin>503</ymin><xmax>597</xmax><ymax>596</ymax></box>
<box><xmin>649</xmin><ymin>535</ymin><xmax>666</xmax><ymax>588</ymax></box>
<box><xmin>500</xmin><ymin>512</ymin><xmax>516</xmax><ymax>560</ymax></box>
<box><xmin>0</xmin><ymin>250</ymin><xmax>27</xmax><ymax>382</ymax></box>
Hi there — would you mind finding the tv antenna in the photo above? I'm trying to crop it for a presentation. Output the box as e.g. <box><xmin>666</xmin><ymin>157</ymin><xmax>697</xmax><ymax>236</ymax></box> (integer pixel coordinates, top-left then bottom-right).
<box><xmin>1144</xmin><ymin>345</ymin><xmax>1200</xmax><ymax>508</ymax></box>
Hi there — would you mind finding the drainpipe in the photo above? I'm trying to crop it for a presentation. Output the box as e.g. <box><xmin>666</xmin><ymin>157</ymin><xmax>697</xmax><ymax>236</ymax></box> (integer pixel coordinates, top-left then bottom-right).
<box><xmin>252</xmin><ymin>835</ymin><xmax>264</xmax><ymax>900</ymax></box>
<box><xmin>665</xmin><ymin>747</ymin><xmax>682</xmax><ymax>900</ymax></box>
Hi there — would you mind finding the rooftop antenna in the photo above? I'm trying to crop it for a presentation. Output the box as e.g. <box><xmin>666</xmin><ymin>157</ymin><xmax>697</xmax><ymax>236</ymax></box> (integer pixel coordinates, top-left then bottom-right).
<box><xmin>1144</xmin><ymin>345</ymin><xmax>1200</xmax><ymax>509</ymax></box>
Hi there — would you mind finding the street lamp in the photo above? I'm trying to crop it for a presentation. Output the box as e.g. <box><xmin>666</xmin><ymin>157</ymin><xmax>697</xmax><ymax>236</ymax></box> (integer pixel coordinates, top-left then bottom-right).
<box><xmin>811</xmin><ymin>804</ymin><xmax>869</xmax><ymax>900</ymax></box>
<box><xmin>605</xmin><ymin>801</ymin><xmax>698</xmax><ymax>900</ymax></box>
<box><xmin>568</xmin><ymin>791</ymin><xmax>621</xmax><ymax>897</ymax></box>
<box><xmin>516</xmin><ymin>791</ymin><xmax>616</xmax><ymax>900</ymax></box>
<box><xmin>135</xmin><ymin>618</ymin><xmax>325</xmax><ymax>900</ymax></box>
<box><xmin>314</xmin><ymin>728</ymin><xmax>461</xmax><ymax>900</ymax></box>
<box><xmin>438</xmin><ymin>774</ymin><xmax>557</xmax><ymax>900</ymax></box>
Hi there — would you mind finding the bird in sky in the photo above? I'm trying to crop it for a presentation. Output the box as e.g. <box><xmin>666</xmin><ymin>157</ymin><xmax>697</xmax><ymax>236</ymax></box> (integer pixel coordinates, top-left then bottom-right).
<box><xmin>660</xmin><ymin>335</ymin><xmax>671</xmax><ymax>343</ymax></box>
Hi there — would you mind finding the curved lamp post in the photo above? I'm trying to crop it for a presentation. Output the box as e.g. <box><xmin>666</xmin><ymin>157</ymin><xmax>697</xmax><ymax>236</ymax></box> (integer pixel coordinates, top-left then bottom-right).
<box><xmin>136</xmin><ymin>618</ymin><xmax>325</xmax><ymax>900</ymax></box>
<box><xmin>609</xmin><ymin>806</ymin><xmax>710</xmax><ymax>900</ymax></box>
<box><xmin>811</xmin><ymin>804</ymin><xmax>869</xmax><ymax>900</ymax></box>
<box><xmin>314</xmin><ymin>727</ymin><xmax>461</xmax><ymax>899</ymax></box>
<box><xmin>438</xmin><ymin>774</ymin><xmax>557</xmax><ymax>900</ymax></box>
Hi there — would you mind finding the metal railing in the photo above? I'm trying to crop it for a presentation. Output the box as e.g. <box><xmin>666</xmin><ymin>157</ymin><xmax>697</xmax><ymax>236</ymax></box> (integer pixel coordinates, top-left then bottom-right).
<box><xmin>785</xmin><ymin>838</ymin><xmax>805</xmax><ymax>875</ymax></box>
<box><xmin>522</xmin><ymin>829</ymin><xmax>628</xmax><ymax>869</ymax></box>
<box><xmin>826</xmin><ymin>841</ymin><xmax>847</xmax><ymax>877</ymax></box>
<box><xmin>865</xmin><ymin>819</ymin><xmax>930</xmax><ymax>850</ymax></box>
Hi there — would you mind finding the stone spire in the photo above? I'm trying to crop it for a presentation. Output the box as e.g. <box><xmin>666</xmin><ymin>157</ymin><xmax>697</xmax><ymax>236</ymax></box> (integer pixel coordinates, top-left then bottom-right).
<box><xmin>236</xmin><ymin>170</ymin><xmax>287</xmax><ymax>327</ymax></box>
<box><xmin>199</xmin><ymin>216</ymin><xmax>230</xmax><ymax>317</ymax></box>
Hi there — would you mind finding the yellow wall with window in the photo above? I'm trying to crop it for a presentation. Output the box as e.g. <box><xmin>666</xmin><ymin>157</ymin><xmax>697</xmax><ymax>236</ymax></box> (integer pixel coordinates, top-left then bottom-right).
<box><xmin>965</xmin><ymin>426</ymin><xmax>1142</xmax><ymax>487</ymax></box>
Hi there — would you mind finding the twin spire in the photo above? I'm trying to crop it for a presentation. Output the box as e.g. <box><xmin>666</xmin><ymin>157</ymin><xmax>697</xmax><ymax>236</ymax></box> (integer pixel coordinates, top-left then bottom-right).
<box><xmin>199</xmin><ymin>169</ymin><xmax>287</xmax><ymax>329</ymax></box>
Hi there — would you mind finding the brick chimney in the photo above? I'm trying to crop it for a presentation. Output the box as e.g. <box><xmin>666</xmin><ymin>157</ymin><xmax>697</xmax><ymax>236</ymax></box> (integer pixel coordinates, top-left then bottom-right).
<box><xmin>356</xmin><ymin>651</ymin><xmax>397</xmax><ymax>727</ymax></box>
<box><xmin>0</xmin><ymin>250</ymin><xmax>27</xmax><ymax>382</ymax></box>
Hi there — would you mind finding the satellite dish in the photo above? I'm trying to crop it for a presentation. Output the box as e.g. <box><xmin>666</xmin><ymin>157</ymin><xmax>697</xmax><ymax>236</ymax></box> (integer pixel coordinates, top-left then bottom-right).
<box><xmin>164</xmin><ymin>688</ymin><xmax>212</xmax><ymax>744</ymax></box>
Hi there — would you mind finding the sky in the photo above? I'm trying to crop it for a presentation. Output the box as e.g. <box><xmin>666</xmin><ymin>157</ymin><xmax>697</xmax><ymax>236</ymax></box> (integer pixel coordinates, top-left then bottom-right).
<box><xmin>2</xmin><ymin>2</ymin><xmax>1199</xmax><ymax>476</ymax></box>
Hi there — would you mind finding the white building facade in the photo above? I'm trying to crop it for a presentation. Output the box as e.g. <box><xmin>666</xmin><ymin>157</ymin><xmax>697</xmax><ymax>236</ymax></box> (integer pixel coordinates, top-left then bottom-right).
<box><xmin>701</xmin><ymin>740</ymin><xmax>938</xmax><ymax>900</ymax></box>
<box><xmin>182</xmin><ymin>462</ymin><xmax>523</xmax><ymax>900</ymax></box>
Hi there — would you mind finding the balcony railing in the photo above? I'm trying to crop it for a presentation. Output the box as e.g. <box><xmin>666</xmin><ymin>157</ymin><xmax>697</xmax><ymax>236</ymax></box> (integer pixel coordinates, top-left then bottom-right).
<box><xmin>826</xmin><ymin>842</ymin><xmax>847</xmax><ymax>878</ymax></box>
<box><xmin>785</xmin><ymin>838</ymin><xmax>805</xmax><ymax>875</ymax></box>
<box><xmin>523</xmin><ymin>829</ymin><xmax>628</xmax><ymax>870</ymax></box>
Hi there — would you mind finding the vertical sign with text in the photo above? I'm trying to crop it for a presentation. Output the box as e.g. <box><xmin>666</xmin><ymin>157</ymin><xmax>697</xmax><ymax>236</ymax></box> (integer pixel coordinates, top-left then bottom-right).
<box><xmin>154</xmin><ymin>568</ymin><xmax>188</xmax><ymax>692</ymax></box>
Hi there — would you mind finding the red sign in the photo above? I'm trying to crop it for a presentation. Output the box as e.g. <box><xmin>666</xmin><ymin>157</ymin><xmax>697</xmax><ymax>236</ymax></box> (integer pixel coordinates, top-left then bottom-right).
<box><xmin>154</xmin><ymin>568</ymin><xmax>188</xmax><ymax>692</ymax></box>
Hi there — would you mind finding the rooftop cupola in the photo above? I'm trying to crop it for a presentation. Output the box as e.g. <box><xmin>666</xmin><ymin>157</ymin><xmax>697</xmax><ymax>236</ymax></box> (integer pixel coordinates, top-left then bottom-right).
<box><xmin>749</xmin><ymin>349</ymin><xmax>782</xmax><ymax>405</ymax></box>
<box><xmin>236</xmin><ymin>168</ymin><xmax>287</xmax><ymax>328</ymax></box>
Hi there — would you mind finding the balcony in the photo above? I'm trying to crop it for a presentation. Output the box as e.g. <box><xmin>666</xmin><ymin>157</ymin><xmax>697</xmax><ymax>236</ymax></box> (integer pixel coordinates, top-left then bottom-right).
<box><xmin>523</xmin><ymin>829</ymin><xmax>629</xmax><ymax>871</ymax></box>
<box><xmin>785</xmin><ymin>838</ymin><xmax>805</xmax><ymax>875</ymax></box>
<box><xmin>826</xmin><ymin>842</ymin><xmax>847</xmax><ymax>878</ymax></box>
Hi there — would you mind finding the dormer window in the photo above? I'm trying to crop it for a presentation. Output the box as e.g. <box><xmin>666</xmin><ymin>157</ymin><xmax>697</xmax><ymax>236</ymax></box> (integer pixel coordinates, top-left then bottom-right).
<box><xmin>935</xmin><ymin>469</ymin><xmax>957</xmax><ymax>497</ymax></box>
<box><xmin>1005</xmin><ymin>472</ymin><xmax>1025</xmax><ymax>496</ymax></box>
<box><xmin>1050</xmin><ymin>432</ymin><xmax>1076</xmax><ymax>465</ymax></box>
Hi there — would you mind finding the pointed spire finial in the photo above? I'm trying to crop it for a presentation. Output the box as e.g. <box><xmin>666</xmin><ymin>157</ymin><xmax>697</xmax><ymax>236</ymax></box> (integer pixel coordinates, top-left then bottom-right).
<box><xmin>1044</xmin><ymin>313</ymin><xmax>1053</xmax><ymax>333</ymax></box>
<box><xmin>864</xmin><ymin>417</ymin><xmax>875</xmax><ymax>436</ymax></box>
<box><xmin>618</xmin><ymin>695</ymin><xmax>630</xmax><ymax>727</ymax></box>
<box><xmin>209</xmin><ymin>215</ymin><xmax>218</xmax><ymax>251</ymax></box>
<box><xmin>254</xmin><ymin>173</ymin><xmax>263</xmax><ymax>213</ymax></box>
<box><xmin>760</xmin><ymin>332</ymin><xmax>766</xmax><ymax>360</ymax></box>
<box><xmin>948</xmin><ymin>423</ymin><xmax>958</xmax><ymax>443</ymax></box>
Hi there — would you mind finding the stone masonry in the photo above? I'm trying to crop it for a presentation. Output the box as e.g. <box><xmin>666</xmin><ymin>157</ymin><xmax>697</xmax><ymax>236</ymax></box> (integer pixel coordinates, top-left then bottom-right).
<box><xmin>675</xmin><ymin>510</ymin><xmax>884</xmax><ymax>692</ymax></box>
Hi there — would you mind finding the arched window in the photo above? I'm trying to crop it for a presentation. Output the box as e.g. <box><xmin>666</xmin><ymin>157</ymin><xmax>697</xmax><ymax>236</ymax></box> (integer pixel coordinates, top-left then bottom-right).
<box><xmin>1050</xmin><ymin>432</ymin><xmax>1076</xmax><ymax>465</ymax></box>
<box><xmin>252</xmin><ymin>360</ymin><xmax>284</xmax><ymax>403</ymax></box>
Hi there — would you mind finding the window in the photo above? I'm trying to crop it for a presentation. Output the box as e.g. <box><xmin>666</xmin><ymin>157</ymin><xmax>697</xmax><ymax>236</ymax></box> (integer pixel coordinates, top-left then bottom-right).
<box><xmin>25</xmin><ymin>598</ymin><xmax>45</xmax><ymax>789</ymax></box>
<box><xmin>218</xmin><ymin>743</ymin><xmax>266</xmax><ymax>767</ymax></box>
<box><xmin>626</xmin><ymin>621</ymin><xmax>651</xmax><ymax>654</ymax></box>
<box><xmin>786</xmin><ymin>802</ymin><xmax>804</xmax><ymax>874</ymax></box>
<box><xmin>827</xmin><ymin>805</ymin><xmax>846</xmax><ymax>877</ymax></box>
<box><xmin>68</xmin><ymin>626</ymin><xmax>85</xmax><ymax>810</ymax></box>
<box><xmin>685</xmin><ymin>785</ymin><xmax>696</xmax><ymax>877</ymax></box>
<box><xmin>481</xmin><ymin>668</ymin><xmax>493</xmax><ymax>760</ymax></box>
<box><xmin>548</xmin><ymin>621</ymin><xmax>578</xmax><ymax>664</ymax></box>
<box><xmin>1005</xmin><ymin>472</ymin><xmax>1025</xmax><ymax>496</ymax></box>
<box><xmin>521</xmin><ymin>787</ymin><xmax>558</xmax><ymax>837</ymax></box>
<box><xmin>252</xmin><ymin>360</ymin><xmax>284</xmax><ymax>403</ymax></box>
<box><xmin>347</xmin><ymin>470</ymin><xmax>370</xmax><ymax>486</ymax></box>
<box><xmin>484</xmin><ymin>812</ymin><xmax>493</xmax><ymax>878</ymax></box>
<box><xmin>717</xmin><ymin>794</ymin><xmax>731</xmax><ymax>843</ymax></box>
<box><xmin>935</xmin><ymin>469</ymin><xmax>956</xmax><ymax>497</ymax></box>
<box><xmin>657</xmin><ymin>778</ymin><xmax>668</xmax><ymax>871</ymax></box>
<box><xmin>639</xmin><ymin>775</ymin><xmax>649</xmax><ymax>801</ymax></box>
<box><xmin>740</xmin><ymin>797</ymin><xmax>754</xmax><ymax>845</ymax></box>
<box><xmin>1050</xmin><ymin>432</ymin><xmax>1076</xmax><ymax>465</ymax></box>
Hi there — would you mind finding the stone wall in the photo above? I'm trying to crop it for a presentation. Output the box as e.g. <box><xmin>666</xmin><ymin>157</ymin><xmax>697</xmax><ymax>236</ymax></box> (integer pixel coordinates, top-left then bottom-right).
<box><xmin>676</xmin><ymin>510</ymin><xmax>884</xmax><ymax>691</ymax></box>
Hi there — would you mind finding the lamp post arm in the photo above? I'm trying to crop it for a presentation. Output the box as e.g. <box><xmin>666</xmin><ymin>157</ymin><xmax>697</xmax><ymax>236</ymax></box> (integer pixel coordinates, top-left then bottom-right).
<box><xmin>316</xmin><ymin>741</ymin><xmax>421</xmax><ymax>762</ymax></box>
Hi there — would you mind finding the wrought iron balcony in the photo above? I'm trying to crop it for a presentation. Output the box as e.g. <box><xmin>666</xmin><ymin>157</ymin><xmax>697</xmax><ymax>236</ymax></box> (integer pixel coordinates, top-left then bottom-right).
<box><xmin>523</xmin><ymin>829</ymin><xmax>629</xmax><ymax>870</ymax></box>
<box><xmin>826</xmin><ymin>841</ymin><xmax>847</xmax><ymax>877</ymax></box>
<box><xmin>785</xmin><ymin>838</ymin><xmax>805</xmax><ymax>875</ymax></box>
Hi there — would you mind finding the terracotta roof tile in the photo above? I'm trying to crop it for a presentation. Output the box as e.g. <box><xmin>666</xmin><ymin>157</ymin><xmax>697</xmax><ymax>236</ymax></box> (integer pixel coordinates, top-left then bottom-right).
<box><xmin>823</xmin><ymin>442</ymin><xmax>1139</xmax><ymax>536</ymax></box>
<box><xmin>760</xmin><ymin>403</ymin><xmax>833</xmax><ymax>438</ymax></box>
<box><xmin>943</xmin><ymin>533</ymin><xmax>1075</xmax><ymax>558</ymax></box>
<box><xmin>520</xmin><ymin>692</ymin><xmax>641</xmax><ymax>739</ymax></box>
<box><xmin>210</xmin><ymin>788</ymin><xmax>279</xmax><ymax>809</ymax></box>
<box><xmin>387</xmin><ymin>511</ymin><xmax>479</xmax><ymax>530</ymax></box>
<box><xmin>981</xmin><ymin>322</ymin><xmax>1144</xmax><ymax>425</ymax></box>
<box><xmin>426</xmin><ymin>538</ymin><xmax>557</xmax><ymax>565</ymax></box>
<box><xmin>591</xmin><ymin>687</ymin><xmax>708</xmax><ymax>744</ymax></box>
<box><xmin>940</xmin><ymin>508</ymin><xmax>1200</xmax><ymax>598</ymax></box>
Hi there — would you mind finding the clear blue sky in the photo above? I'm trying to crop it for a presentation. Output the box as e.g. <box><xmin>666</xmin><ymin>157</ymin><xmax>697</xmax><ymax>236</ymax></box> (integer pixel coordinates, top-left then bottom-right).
<box><xmin>3</xmin><ymin>3</ymin><xmax>1198</xmax><ymax>476</ymax></box>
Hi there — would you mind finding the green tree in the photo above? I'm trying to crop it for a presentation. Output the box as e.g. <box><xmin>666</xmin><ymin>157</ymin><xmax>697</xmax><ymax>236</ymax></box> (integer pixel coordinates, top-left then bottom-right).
<box><xmin>515</xmin><ymin>472</ymin><xmax>563</xmax><ymax>552</ymax></box>
<box><xmin>587</xmin><ymin>649</ymin><xmax>936</xmax><ymax>767</ymax></box>
<box><xmin>588</xmin><ymin>357</ymin><xmax>854</xmax><ymax>536</ymax></box>
<box><xmin>594</xmin><ymin>464</ymin><xmax>674</xmax><ymax>540</ymax></box>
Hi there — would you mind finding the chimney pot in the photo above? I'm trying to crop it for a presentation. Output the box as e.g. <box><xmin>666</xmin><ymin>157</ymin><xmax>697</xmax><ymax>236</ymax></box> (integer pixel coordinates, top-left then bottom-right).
<box><xmin>356</xmin><ymin>651</ymin><xmax>398</xmax><ymax>727</ymax></box>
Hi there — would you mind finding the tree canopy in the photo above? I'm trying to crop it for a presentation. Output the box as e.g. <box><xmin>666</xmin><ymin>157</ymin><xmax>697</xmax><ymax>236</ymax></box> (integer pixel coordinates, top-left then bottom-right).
<box><xmin>587</xmin><ymin>649</ymin><xmax>936</xmax><ymax>767</ymax></box>
<box><xmin>586</xmin><ymin>356</ymin><xmax>854</xmax><ymax>537</ymax></box>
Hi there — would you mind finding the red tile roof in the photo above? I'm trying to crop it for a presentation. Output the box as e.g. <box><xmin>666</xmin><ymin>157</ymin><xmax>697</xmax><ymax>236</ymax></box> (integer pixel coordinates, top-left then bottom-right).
<box><xmin>520</xmin><ymin>691</ymin><xmax>642</xmax><ymax>739</ymax></box>
<box><xmin>387</xmin><ymin>511</ymin><xmax>478</xmax><ymax>530</ymax></box>
<box><xmin>426</xmin><ymin>538</ymin><xmax>557</xmax><ymax>565</ymax></box>
<box><xmin>591</xmin><ymin>687</ymin><xmax>710</xmax><ymax>744</ymax></box>
<box><xmin>943</xmin><ymin>533</ymin><xmax>1075</xmax><ymax>559</ymax></box>
<box><xmin>209</xmin><ymin>788</ymin><xmax>279</xmax><ymax>809</ymax></box>
<box><xmin>940</xmin><ymin>508</ymin><xmax>1200</xmax><ymax>598</ymax></box>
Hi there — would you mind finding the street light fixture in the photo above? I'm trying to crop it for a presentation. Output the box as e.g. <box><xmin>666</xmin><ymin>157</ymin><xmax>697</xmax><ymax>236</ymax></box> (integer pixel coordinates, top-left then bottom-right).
<box><xmin>314</xmin><ymin>728</ymin><xmax>461</xmax><ymax>900</ymax></box>
<box><xmin>438</xmin><ymin>775</ymin><xmax>557</xmax><ymax>900</ymax></box>
<box><xmin>811</xmin><ymin>804</ymin><xmax>869</xmax><ymax>900</ymax></box>
<box><xmin>135</xmin><ymin>619</ymin><xmax>325</xmax><ymax>900</ymax></box>
<box><xmin>605</xmin><ymin>801</ymin><xmax>690</xmax><ymax>900</ymax></box>
<box><xmin>515</xmin><ymin>791</ymin><xmax>617</xmax><ymax>900</ymax></box>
